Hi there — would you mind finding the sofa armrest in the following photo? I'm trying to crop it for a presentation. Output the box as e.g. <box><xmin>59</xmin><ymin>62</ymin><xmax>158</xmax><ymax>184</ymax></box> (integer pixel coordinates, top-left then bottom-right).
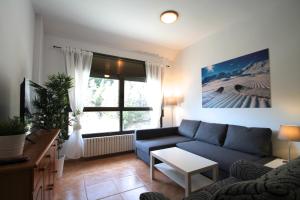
<box><xmin>140</xmin><ymin>192</ymin><xmax>170</xmax><ymax>200</ymax></box>
<box><xmin>135</xmin><ymin>127</ymin><xmax>178</xmax><ymax>140</ymax></box>
<box><xmin>230</xmin><ymin>160</ymin><xmax>272</xmax><ymax>181</ymax></box>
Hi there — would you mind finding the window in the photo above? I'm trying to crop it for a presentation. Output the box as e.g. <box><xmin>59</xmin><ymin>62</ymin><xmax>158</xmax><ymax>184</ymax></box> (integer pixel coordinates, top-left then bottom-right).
<box><xmin>123</xmin><ymin>111</ymin><xmax>151</xmax><ymax>131</ymax></box>
<box><xmin>124</xmin><ymin>80</ymin><xmax>148</xmax><ymax>107</ymax></box>
<box><xmin>81</xmin><ymin>53</ymin><xmax>153</xmax><ymax>135</ymax></box>
<box><xmin>80</xmin><ymin>111</ymin><xmax>120</xmax><ymax>133</ymax></box>
<box><xmin>86</xmin><ymin>78</ymin><xmax>119</xmax><ymax>107</ymax></box>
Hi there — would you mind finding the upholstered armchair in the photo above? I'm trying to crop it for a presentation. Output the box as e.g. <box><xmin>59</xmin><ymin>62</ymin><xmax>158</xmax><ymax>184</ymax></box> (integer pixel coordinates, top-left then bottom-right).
<box><xmin>140</xmin><ymin>157</ymin><xmax>300</xmax><ymax>200</ymax></box>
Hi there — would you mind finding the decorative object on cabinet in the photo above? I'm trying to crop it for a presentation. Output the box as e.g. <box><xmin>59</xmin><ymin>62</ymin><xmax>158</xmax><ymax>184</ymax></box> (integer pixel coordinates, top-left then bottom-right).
<box><xmin>0</xmin><ymin>117</ymin><xmax>28</xmax><ymax>159</ymax></box>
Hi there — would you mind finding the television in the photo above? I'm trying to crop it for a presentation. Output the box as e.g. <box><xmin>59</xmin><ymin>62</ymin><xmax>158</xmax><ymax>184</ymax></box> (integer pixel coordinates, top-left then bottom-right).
<box><xmin>20</xmin><ymin>78</ymin><xmax>44</xmax><ymax>134</ymax></box>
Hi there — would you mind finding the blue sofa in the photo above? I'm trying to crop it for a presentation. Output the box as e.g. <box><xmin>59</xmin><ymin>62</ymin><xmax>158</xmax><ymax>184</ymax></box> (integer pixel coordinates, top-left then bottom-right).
<box><xmin>135</xmin><ymin>119</ymin><xmax>273</xmax><ymax>179</ymax></box>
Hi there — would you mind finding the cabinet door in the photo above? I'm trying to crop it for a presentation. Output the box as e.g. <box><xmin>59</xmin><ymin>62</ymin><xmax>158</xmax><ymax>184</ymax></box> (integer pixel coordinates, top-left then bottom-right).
<box><xmin>35</xmin><ymin>186</ymin><xmax>43</xmax><ymax>200</ymax></box>
<box><xmin>44</xmin><ymin>141</ymin><xmax>57</xmax><ymax>200</ymax></box>
<box><xmin>33</xmin><ymin>176</ymin><xmax>43</xmax><ymax>200</ymax></box>
<box><xmin>49</xmin><ymin>143</ymin><xmax>57</xmax><ymax>188</ymax></box>
<box><xmin>43</xmin><ymin>168</ymin><xmax>50</xmax><ymax>200</ymax></box>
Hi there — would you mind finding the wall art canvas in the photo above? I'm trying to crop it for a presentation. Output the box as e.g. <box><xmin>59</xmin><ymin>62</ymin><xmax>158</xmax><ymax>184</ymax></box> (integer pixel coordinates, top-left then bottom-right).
<box><xmin>202</xmin><ymin>49</ymin><xmax>271</xmax><ymax>108</ymax></box>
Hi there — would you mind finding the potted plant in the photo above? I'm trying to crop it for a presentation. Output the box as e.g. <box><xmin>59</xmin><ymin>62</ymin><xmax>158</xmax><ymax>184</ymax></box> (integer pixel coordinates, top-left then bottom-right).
<box><xmin>0</xmin><ymin>117</ymin><xmax>28</xmax><ymax>159</ymax></box>
<box><xmin>31</xmin><ymin>73</ymin><xmax>73</xmax><ymax>177</ymax></box>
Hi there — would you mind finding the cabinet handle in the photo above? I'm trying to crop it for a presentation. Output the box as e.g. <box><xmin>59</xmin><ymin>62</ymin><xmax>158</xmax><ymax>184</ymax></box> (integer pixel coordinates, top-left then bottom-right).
<box><xmin>46</xmin><ymin>186</ymin><xmax>54</xmax><ymax>191</ymax></box>
<box><xmin>38</xmin><ymin>167</ymin><xmax>45</xmax><ymax>172</ymax></box>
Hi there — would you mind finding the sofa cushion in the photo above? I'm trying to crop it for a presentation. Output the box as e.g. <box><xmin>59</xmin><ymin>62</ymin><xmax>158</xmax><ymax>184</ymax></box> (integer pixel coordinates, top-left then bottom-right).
<box><xmin>135</xmin><ymin>135</ymin><xmax>191</xmax><ymax>154</ymax></box>
<box><xmin>178</xmin><ymin>119</ymin><xmax>201</xmax><ymax>138</ymax></box>
<box><xmin>223</xmin><ymin>125</ymin><xmax>272</xmax><ymax>156</ymax></box>
<box><xmin>194</xmin><ymin>122</ymin><xmax>228</xmax><ymax>145</ymax></box>
<box><xmin>176</xmin><ymin>140</ymin><xmax>261</xmax><ymax>172</ymax></box>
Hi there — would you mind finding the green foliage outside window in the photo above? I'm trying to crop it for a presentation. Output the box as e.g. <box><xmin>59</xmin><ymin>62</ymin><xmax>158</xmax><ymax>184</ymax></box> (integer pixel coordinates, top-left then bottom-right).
<box><xmin>86</xmin><ymin>77</ymin><xmax>150</xmax><ymax>131</ymax></box>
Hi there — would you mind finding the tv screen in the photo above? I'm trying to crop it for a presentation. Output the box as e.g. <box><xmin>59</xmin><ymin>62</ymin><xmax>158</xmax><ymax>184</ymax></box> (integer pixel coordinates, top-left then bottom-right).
<box><xmin>20</xmin><ymin>78</ymin><xmax>44</xmax><ymax>133</ymax></box>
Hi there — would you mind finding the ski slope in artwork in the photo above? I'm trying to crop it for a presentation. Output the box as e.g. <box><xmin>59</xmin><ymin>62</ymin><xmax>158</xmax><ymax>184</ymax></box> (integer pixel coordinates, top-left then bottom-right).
<box><xmin>202</xmin><ymin>49</ymin><xmax>271</xmax><ymax>108</ymax></box>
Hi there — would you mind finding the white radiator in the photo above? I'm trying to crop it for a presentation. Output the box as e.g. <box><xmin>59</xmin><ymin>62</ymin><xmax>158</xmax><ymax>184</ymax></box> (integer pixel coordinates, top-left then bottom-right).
<box><xmin>83</xmin><ymin>134</ymin><xmax>135</xmax><ymax>158</ymax></box>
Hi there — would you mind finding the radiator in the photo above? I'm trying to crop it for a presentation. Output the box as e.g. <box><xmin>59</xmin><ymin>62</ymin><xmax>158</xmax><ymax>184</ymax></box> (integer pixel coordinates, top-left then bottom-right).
<box><xmin>83</xmin><ymin>134</ymin><xmax>135</xmax><ymax>158</ymax></box>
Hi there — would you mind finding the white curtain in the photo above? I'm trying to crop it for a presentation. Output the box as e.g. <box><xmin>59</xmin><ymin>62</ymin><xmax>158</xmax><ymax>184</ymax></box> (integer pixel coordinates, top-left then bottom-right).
<box><xmin>62</xmin><ymin>47</ymin><xmax>93</xmax><ymax>159</ymax></box>
<box><xmin>146</xmin><ymin>62</ymin><xmax>164</xmax><ymax>128</ymax></box>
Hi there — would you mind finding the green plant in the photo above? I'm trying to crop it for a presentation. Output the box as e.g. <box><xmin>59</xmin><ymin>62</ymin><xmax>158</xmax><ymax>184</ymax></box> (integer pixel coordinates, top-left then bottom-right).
<box><xmin>0</xmin><ymin>117</ymin><xmax>28</xmax><ymax>136</ymax></box>
<box><xmin>32</xmin><ymin>73</ymin><xmax>73</xmax><ymax>157</ymax></box>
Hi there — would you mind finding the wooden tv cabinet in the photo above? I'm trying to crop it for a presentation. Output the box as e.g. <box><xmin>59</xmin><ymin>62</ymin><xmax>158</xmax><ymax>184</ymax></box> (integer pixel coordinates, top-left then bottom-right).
<box><xmin>0</xmin><ymin>129</ymin><xmax>60</xmax><ymax>200</ymax></box>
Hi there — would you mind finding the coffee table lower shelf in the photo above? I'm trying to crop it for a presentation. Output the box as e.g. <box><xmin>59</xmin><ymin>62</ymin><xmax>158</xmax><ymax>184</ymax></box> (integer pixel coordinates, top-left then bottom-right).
<box><xmin>154</xmin><ymin>163</ymin><xmax>214</xmax><ymax>193</ymax></box>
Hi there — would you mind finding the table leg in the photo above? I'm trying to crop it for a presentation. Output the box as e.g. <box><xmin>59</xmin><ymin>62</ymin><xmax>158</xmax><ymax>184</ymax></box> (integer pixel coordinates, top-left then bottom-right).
<box><xmin>184</xmin><ymin>173</ymin><xmax>191</xmax><ymax>197</ymax></box>
<box><xmin>150</xmin><ymin>154</ymin><xmax>155</xmax><ymax>180</ymax></box>
<box><xmin>212</xmin><ymin>165</ymin><xmax>218</xmax><ymax>182</ymax></box>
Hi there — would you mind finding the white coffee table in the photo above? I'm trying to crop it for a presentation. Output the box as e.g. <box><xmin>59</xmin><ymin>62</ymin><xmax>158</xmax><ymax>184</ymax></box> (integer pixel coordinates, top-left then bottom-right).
<box><xmin>150</xmin><ymin>147</ymin><xmax>218</xmax><ymax>197</ymax></box>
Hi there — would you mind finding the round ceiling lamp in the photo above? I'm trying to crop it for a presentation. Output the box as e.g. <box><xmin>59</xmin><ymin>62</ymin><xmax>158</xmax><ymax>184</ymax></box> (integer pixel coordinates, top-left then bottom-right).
<box><xmin>160</xmin><ymin>10</ymin><xmax>179</xmax><ymax>24</ymax></box>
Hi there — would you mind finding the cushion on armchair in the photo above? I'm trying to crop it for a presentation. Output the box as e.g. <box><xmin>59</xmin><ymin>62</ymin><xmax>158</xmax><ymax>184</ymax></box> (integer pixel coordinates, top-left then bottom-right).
<box><xmin>140</xmin><ymin>192</ymin><xmax>170</xmax><ymax>200</ymax></box>
<box><xmin>229</xmin><ymin>160</ymin><xmax>272</xmax><ymax>181</ymax></box>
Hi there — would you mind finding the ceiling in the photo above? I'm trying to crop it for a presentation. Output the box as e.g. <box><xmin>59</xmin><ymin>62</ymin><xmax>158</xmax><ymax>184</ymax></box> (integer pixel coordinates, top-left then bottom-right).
<box><xmin>32</xmin><ymin>0</ymin><xmax>282</xmax><ymax>59</ymax></box>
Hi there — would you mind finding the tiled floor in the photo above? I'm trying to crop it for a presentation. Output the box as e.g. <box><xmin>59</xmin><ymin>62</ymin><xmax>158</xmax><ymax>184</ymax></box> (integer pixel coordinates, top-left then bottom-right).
<box><xmin>54</xmin><ymin>153</ymin><xmax>184</xmax><ymax>200</ymax></box>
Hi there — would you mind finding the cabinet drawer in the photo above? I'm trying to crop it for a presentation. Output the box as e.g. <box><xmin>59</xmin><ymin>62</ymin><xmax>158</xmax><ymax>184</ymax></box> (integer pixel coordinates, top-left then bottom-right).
<box><xmin>33</xmin><ymin>175</ymin><xmax>43</xmax><ymax>200</ymax></box>
<box><xmin>41</xmin><ymin>152</ymin><xmax>52</xmax><ymax>169</ymax></box>
<box><xmin>34</xmin><ymin>149</ymin><xmax>52</xmax><ymax>189</ymax></box>
<box><xmin>34</xmin><ymin>167</ymin><xmax>43</xmax><ymax>190</ymax></box>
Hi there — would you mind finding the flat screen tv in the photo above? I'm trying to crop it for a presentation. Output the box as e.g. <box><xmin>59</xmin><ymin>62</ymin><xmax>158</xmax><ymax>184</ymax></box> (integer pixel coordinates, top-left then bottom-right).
<box><xmin>20</xmin><ymin>78</ymin><xmax>44</xmax><ymax>134</ymax></box>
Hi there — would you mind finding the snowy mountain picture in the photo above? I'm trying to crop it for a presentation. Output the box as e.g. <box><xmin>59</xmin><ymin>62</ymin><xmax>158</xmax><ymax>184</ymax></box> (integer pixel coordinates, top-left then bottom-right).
<box><xmin>202</xmin><ymin>49</ymin><xmax>271</xmax><ymax>108</ymax></box>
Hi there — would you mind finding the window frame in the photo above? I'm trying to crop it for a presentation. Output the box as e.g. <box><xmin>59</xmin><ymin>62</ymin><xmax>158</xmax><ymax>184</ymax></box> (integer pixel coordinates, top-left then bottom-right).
<box><xmin>82</xmin><ymin>53</ymin><xmax>152</xmax><ymax>137</ymax></box>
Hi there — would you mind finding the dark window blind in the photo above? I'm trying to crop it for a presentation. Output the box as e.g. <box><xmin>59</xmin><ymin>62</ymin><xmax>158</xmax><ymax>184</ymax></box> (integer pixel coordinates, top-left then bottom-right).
<box><xmin>90</xmin><ymin>53</ymin><xmax>146</xmax><ymax>82</ymax></box>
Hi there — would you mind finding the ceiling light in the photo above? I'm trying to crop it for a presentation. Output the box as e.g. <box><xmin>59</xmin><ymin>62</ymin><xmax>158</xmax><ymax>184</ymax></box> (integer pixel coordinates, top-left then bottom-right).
<box><xmin>160</xmin><ymin>10</ymin><xmax>178</xmax><ymax>24</ymax></box>
<box><xmin>104</xmin><ymin>74</ymin><xmax>110</xmax><ymax>78</ymax></box>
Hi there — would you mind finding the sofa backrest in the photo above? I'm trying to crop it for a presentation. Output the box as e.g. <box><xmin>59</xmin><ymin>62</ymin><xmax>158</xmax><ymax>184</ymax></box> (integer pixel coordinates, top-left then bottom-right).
<box><xmin>178</xmin><ymin>120</ymin><xmax>201</xmax><ymax>138</ymax></box>
<box><xmin>194</xmin><ymin>121</ymin><xmax>228</xmax><ymax>146</ymax></box>
<box><xmin>223</xmin><ymin>125</ymin><xmax>272</xmax><ymax>156</ymax></box>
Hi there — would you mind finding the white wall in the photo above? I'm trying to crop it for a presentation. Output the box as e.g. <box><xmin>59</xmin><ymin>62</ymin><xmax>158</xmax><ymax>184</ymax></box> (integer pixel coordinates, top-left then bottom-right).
<box><xmin>0</xmin><ymin>0</ymin><xmax>35</xmax><ymax>119</ymax></box>
<box><xmin>32</xmin><ymin>14</ymin><xmax>44</xmax><ymax>84</ymax></box>
<box><xmin>41</xmin><ymin>34</ymin><xmax>168</xmax><ymax>82</ymax></box>
<box><xmin>172</xmin><ymin>1</ymin><xmax>300</xmax><ymax>159</ymax></box>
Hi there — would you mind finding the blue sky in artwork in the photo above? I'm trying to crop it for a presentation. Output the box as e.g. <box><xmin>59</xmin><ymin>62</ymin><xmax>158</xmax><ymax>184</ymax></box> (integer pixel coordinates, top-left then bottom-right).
<box><xmin>202</xmin><ymin>49</ymin><xmax>269</xmax><ymax>81</ymax></box>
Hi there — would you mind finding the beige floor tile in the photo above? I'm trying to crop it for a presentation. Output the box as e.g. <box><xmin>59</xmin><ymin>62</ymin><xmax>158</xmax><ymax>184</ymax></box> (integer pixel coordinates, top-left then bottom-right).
<box><xmin>56</xmin><ymin>153</ymin><xmax>184</xmax><ymax>200</ymax></box>
<box><xmin>114</xmin><ymin>175</ymin><xmax>144</xmax><ymax>192</ymax></box>
<box><xmin>121</xmin><ymin>187</ymin><xmax>149</xmax><ymax>200</ymax></box>
<box><xmin>86</xmin><ymin>180</ymin><xmax>119</xmax><ymax>200</ymax></box>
